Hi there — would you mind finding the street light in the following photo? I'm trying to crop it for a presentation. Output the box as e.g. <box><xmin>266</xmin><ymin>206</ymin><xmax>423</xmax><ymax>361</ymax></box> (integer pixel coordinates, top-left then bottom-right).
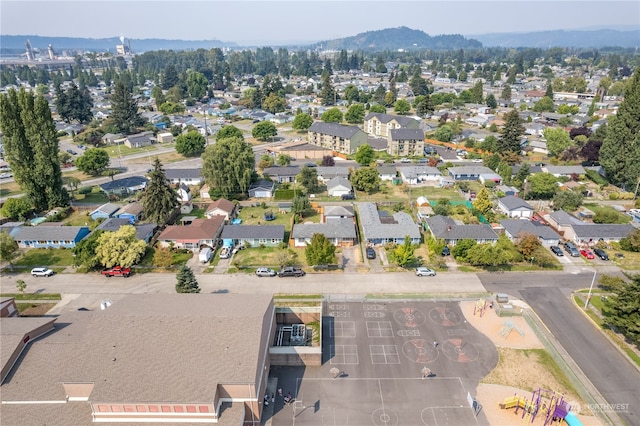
<box><xmin>584</xmin><ymin>270</ymin><xmax>597</xmax><ymax>309</ymax></box>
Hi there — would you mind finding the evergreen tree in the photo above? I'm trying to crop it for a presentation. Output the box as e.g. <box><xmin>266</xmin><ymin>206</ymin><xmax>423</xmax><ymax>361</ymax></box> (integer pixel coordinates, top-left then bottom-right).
<box><xmin>141</xmin><ymin>159</ymin><xmax>179</xmax><ymax>226</ymax></box>
<box><xmin>176</xmin><ymin>265</ymin><xmax>201</xmax><ymax>293</ymax></box>
<box><xmin>603</xmin><ymin>274</ymin><xmax>640</xmax><ymax>345</ymax></box>
<box><xmin>599</xmin><ymin>66</ymin><xmax>640</xmax><ymax>190</ymax></box>
<box><xmin>393</xmin><ymin>236</ymin><xmax>415</xmax><ymax>268</ymax></box>
<box><xmin>501</xmin><ymin>84</ymin><xmax>512</xmax><ymax>100</ymax></box>
<box><xmin>0</xmin><ymin>88</ymin><xmax>69</xmax><ymax>211</ymax></box>
<box><xmin>110</xmin><ymin>80</ymin><xmax>144</xmax><ymax>134</ymax></box>
<box><xmin>497</xmin><ymin>109</ymin><xmax>524</xmax><ymax>154</ymax></box>
<box><xmin>297</xmin><ymin>166</ymin><xmax>320</xmax><ymax>193</ymax></box>
<box><xmin>414</xmin><ymin>95</ymin><xmax>434</xmax><ymax>118</ymax></box>
<box><xmin>305</xmin><ymin>233</ymin><xmax>337</xmax><ymax>266</ymax></box>
<box><xmin>319</xmin><ymin>70</ymin><xmax>335</xmax><ymax>106</ymax></box>
<box><xmin>545</xmin><ymin>83</ymin><xmax>554</xmax><ymax>98</ymax></box>
<box><xmin>470</xmin><ymin>80</ymin><xmax>484</xmax><ymax>103</ymax></box>
<box><xmin>162</xmin><ymin>64</ymin><xmax>179</xmax><ymax>90</ymax></box>
<box><xmin>486</xmin><ymin>93</ymin><xmax>497</xmax><ymax>109</ymax></box>
<box><xmin>472</xmin><ymin>187</ymin><xmax>493</xmax><ymax>215</ymax></box>
<box><xmin>409</xmin><ymin>69</ymin><xmax>429</xmax><ymax>96</ymax></box>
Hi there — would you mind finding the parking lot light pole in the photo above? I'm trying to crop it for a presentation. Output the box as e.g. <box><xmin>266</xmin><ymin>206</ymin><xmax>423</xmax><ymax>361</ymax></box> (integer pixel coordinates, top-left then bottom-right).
<box><xmin>584</xmin><ymin>270</ymin><xmax>597</xmax><ymax>309</ymax></box>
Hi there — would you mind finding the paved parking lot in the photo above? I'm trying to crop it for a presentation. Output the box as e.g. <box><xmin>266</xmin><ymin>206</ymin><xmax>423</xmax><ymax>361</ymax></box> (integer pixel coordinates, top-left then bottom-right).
<box><xmin>268</xmin><ymin>300</ymin><xmax>498</xmax><ymax>425</ymax></box>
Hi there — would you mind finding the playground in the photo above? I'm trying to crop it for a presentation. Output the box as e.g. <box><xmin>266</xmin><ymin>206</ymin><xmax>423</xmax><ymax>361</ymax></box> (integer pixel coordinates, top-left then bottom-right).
<box><xmin>459</xmin><ymin>301</ymin><xmax>601</xmax><ymax>426</ymax></box>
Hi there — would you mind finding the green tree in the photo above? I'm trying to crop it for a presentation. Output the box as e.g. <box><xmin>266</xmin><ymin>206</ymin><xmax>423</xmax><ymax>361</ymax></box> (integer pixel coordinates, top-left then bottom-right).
<box><xmin>451</xmin><ymin>239</ymin><xmax>477</xmax><ymax>262</ymax></box>
<box><xmin>159</xmin><ymin>101</ymin><xmax>185</xmax><ymax>114</ymax></box>
<box><xmin>186</xmin><ymin>71</ymin><xmax>208</xmax><ymax>99</ymax></box>
<box><xmin>15</xmin><ymin>279</ymin><xmax>27</xmax><ymax>294</ymax></box>
<box><xmin>486</xmin><ymin>93</ymin><xmax>497</xmax><ymax>109</ymax></box>
<box><xmin>292</xmin><ymin>195</ymin><xmax>311</xmax><ymax>218</ymax></box>
<box><xmin>262</xmin><ymin>93</ymin><xmax>287</xmax><ymax>113</ymax></box>
<box><xmin>544</xmin><ymin>127</ymin><xmax>573</xmax><ymax>157</ymax></box>
<box><xmin>321</xmin><ymin>108</ymin><xmax>343</xmax><ymax>123</ymax></box>
<box><xmin>393</xmin><ymin>235</ymin><xmax>416</xmax><ymax>267</ymax></box>
<box><xmin>620</xmin><ymin>229</ymin><xmax>640</xmax><ymax>252</ymax></box>
<box><xmin>470</xmin><ymin>80</ymin><xmax>484</xmax><ymax>103</ymax></box>
<box><xmin>409</xmin><ymin>70</ymin><xmax>429</xmax><ymax>96</ymax></box>
<box><xmin>516</xmin><ymin>233</ymin><xmax>541</xmax><ymax>259</ymax></box>
<box><xmin>393</xmin><ymin>99</ymin><xmax>411</xmax><ymax>115</ymax></box>
<box><xmin>305</xmin><ymin>233</ymin><xmax>337</xmax><ymax>266</ymax></box>
<box><xmin>0</xmin><ymin>232</ymin><xmax>20</xmax><ymax>267</ymax></box>
<box><xmin>434</xmin><ymin>125</ymin><xmax>453</xmax><ymax>142</ymax></box>
<box><xmin>414</xmin><ymin>95</ymin><xmax>434</xmax><ymax>118</ymax></box>
<box><xmin>72</xmin><ymin>230</ymin><xmax>103</xmax><ymax>269</ymax></box>
<box><xmin>0</xmin><ymin>88</ymin><xmax>69</xmax><ymax>211</ymax></box>
<box><xmin>75</xmin><ymin>148</ymin><xmax>110</xmax><ymax>175</ymax></box>
<box><xmin>350</xmin><ymin>167</ymin><xmax>380</xmax><ymax>193</ymax></box>
<box><xmin>162</xmin><ymin>64</ymin><xmax>179</xmax><ymax>90</ymax></box>
<box><xmin>527</xmin><ymin>173</ymin><xmax>558</xmax><ymax>199</ymax></box>
<box><xmin>533</xmin><ymin>96</ymin><xmax>555</xmax><ymax>112</ymax></box>
<box><xmin>153</xmin><ymin>247</ymin><xmax>173</xmax><ymax>269</ymax></box>
<box><xmin>151</xmin><ymin>86</ymin><xmax>165</xmax><ymax>106</ymax></box>
<box><xmin>297</xmin><ymin>166</ymin><xmax>320</xmax><ymax>193</ymax></box>
<box><xmin>202</xmin><ymin>137</ymin><xmax>255</xmax><ymax>198</ymax></box>
<box><xmin>552</xmin><ymin>190</ymin><xmax>584</xmax><ymax>211</ymax></box>
<box><xmin>345</xmin><ymin>103</ymin><xmax>365</xmax><ymax>123</ymax></box>
<box><xmin>501</xmin><ymin>84</ymin><xmax>512</xmax><ymax>100</ymax></box>
<box><xmin>175</xmin><ymin>130</ymin><xmax>206</xmax><ymax>157</ymax></box>
<box><xmin>95</xmin><ymin>225</ymin><xmax>147</xmax><ymax>268</ymax></box>
<box><xmin>109</xmin><ymin>80</ymin><xmax>144</xmax><ymax>134</ymax></box>
<box><xmin>1</xmin><ymin>197</ymin><xmax>32</xmax><ymax>220</ymax></box>
<box><xmin>252</xmin><ymin>121</ymin><xmax>278</xmax><ymax>141</ymax></box>
<box><xmin>258</xmin><ymin>154</ymin><xmax>274</xmax><ymax>170</ymax></box>
<box><xmin>600</xmin><ymin>66</ymin><xmax>640</xmax><ymax>190</ymax></box>
<box><xmin>141</xmin><ymin>159</ymin><xmax>179</xmax><ymax>226</ymax></box>
<box><xmin>175</xmin><ymin>265</ymin><xmax>201</xmax><ymax>293</ymax></box>
<box><xmin>497</xmin><ymin>109</ymin><xmax>524</xmax><ymax>154</ymax></box>
<box><xmin>292</xmin><ymin>112</ymin><xmax>313</xmax><ymax>130</ymax></box>
<box><xmin>603</xmin><ymin>274</ymin><xmax>640</xmax><ymax>345</ymax></box>
<box><xmin>369</xmin><ymin>104</ymin><xmax>386</xmax><ymax>114</ymax></box>
<box><xmin>55</xmin><ymin>82</ymin><xmax>93</xmax><ymax>123</ymax></box>
<box><xmin>354</xmin><ymin>144</ymin><xmax>375</xmax><ymax>166</ymax></box>
<box><xmin>276</xmin><ymin>154</ymin><xmax>292</xmax><ymax>166</ymax></box>
<box><xmin>319</xmin><ymin>70</ymin><xmax>335</xmax><ymax>106</ymax></box>
<box><xmin>472</xmin><ymin>187</ymin><xmax>493</xmax><ymax>215</ymax></box>
<box><xmin>215</xmin><ymin>125</ymin><xmax>244</xmax><ymax>141</ymax></box>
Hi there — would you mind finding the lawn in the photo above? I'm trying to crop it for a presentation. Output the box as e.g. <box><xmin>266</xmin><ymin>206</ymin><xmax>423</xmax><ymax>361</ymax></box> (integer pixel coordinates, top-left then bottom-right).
<box><xmin>236</xmin><ymin>205</ymin><xmax>297</xmax><ymax>229</ymax></box>
<box><xmin>12</xmin><ymin>248</ymin><xmax>75</xmax><ymax>268</ymax></box>
<box><xmin>138</xmin><ymin>247</ymin><xmax>193</xmax><ymax>270</ymax></box>
<box><xmin>230</xmin><ymin>245</ymin><xmax>308</xmax><ymax>270</ymax></box>
<box><xmin>583</xmin><ymin>203</ymin><xmax>632</xmax><ymax>224</ymax></box>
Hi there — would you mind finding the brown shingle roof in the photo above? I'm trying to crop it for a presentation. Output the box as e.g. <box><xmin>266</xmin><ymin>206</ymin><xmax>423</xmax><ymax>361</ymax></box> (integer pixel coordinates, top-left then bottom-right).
<box><xmin>206</xmin><ymin>198</ymin><xmax>235</xmax><ymax>215</ymax></box>
<box><xmin>158</xmin><ymin>217</ymin><xmax>224</xmax><ymax>240</ymax></box>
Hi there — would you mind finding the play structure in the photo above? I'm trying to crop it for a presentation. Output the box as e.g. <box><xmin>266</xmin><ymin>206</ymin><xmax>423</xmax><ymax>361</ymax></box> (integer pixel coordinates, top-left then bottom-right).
<box><xmin>499</xmin><ymin>320</ymin><xmax>525</xmax><ymax>339</ymax></box>
<box><xmin>499</xmin><ymin>388</ymin><xmax>583</xmax><ymax>425</ymax></box>
<box><xmin>473</xmin><ymin>298</ymin><xmax>488</xmax><ymax>317</ymax></box>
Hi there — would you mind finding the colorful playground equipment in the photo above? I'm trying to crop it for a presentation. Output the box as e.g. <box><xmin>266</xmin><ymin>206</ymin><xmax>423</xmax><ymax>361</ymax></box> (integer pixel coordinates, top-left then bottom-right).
<box><xmin>473</xmin><ymin>298</ymin><xmax>487</xmax><ymax>317</ymax></box>
<box><xmin>499</xmin><ymin>388</ymin><xmax>583</xmax><ymax>425</ymax></box>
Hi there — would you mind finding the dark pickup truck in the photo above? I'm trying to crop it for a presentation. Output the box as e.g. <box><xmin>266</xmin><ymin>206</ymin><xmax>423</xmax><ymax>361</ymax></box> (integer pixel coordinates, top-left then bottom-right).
<box><xmin>101</xmin><ymin>266</ymin><xmax>132</xmax><ymax>277</ymax></box>
<box><xmin>278</xmin><ymin>267</ymin><xmax>305</xmax><ymax>277</ymax></box>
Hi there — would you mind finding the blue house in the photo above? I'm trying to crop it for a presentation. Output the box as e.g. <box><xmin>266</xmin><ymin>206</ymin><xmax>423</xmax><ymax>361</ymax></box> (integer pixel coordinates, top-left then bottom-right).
<box><xmin>89</xmin><ymin>203</ymin><xmax>121</xmax><ymax>221</ymax></box>
<box><xmin>10</xmin><ymin>226</ymin><xmax>90</xmax><ymax>249</ymax></box>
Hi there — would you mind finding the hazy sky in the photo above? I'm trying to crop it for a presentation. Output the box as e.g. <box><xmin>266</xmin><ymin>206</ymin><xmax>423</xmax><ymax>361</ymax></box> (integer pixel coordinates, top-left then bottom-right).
<box><xmin>2</xmin><ymin>0</ymin><xmax>639</xmax><ymax>44</ymax></box>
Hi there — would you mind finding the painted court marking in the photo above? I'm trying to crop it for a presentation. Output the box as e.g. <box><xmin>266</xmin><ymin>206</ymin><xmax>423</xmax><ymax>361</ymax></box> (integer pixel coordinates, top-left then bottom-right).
<box><xmin>369</xmin><ymin>345</ymin><xmax>400</xmax><ymax>364</ymax></box>
<box><xmin>330</xmin><ymin>345</ymin><xmax>359</xmax><ymax>364</ymax></box>
<box><xmin>331</xmin><ymin>321</ymin><xmax>356</xmax><ymax>338</ymax></box>
<box><xmin>366</xmin><ymin>321</ymin><xmax>394</xmax><ymax>338</ymax></box>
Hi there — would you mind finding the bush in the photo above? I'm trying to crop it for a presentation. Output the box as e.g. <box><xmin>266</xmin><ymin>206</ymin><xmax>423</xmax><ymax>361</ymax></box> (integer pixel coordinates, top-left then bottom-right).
<box><xmin>78</xmin><ymin>186</ymin><xmax>92</xmax><ymax>195</ymax></box>
<box><xmin>585</xmin><ymin>169</ymin><xmax>608</xmax><ymax>186</ymax></box>
<box><xmin>609</xmin><ymin>192</ymin><xmax>619</xmax><ymax>200</ymax></box>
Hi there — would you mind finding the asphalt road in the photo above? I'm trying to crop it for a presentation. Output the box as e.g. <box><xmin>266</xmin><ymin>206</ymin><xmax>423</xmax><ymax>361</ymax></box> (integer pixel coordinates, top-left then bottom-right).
<box><xmin>480</xmin><ymin>271</ymin><xmax>639</xmax><ymax>426</ymax></box>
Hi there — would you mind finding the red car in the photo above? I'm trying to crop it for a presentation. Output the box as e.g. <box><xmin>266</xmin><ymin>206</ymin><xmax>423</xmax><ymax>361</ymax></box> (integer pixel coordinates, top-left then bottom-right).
<box><xmin>101</xmin><ymin>266</ymin><xmax>132</xmax><ymax>277</ymax></box>
<box><xmin>580</xmin><ymin>249</ymin><xmax>595</xmax><ymax>259</ymax></box>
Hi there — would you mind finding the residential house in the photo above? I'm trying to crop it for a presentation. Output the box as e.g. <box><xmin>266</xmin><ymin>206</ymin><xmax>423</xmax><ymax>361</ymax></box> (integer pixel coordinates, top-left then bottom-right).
<box><xmin>326</xmin><ymin>176</ymin><xmax>353</xmax><ymax>197</ymax></box>
<box><xmin>322</xmin><ymin>205</ymin><xmax>355</xmax><ymax>222</ymax></box>
<box><xmin>378</xmin><ymin>165</ymin><xmax>398</xmax><ymax>181</ymax></box>
<box><xmin>0</xmin><ymin>294</ymin><xmax>275</xmax><ymax>424</ymax></box>
<box><xmin>497</xmin><ymin>196</ymin><xmax>534</xmax><ymax>219</ymax></box>
<box><xmin>448</xmin><ymin>166</ymin><xmax>496</xmax><ymax>181</ymax></box>
<box><xmin>157</xmin><ymin>132</ymin><xmax>174</xmax><ymax>143</ymax></box>
<box><xmin>307</xmin><ymin>122</ymin><xmax>367</xmax><ymax>155</ymax></box>
<box><xmin>205</xmin><ymin>198</ymin><xmax>236</xmax><ymax>221</ymax></box>
<box><xmin>387</xmin><ymin>129</ymin><xmax>425</xmax><ymax>157</ymax></box>
<box><xmin>425</xmin><ymin>215</ymin><xmax>498</xmax><ymax>246</ymax></box>
<box><xmin>571</xmin><ymin>224</ymin><xmax>635</xmax><ymax>246</ymax></box>
<box><xmin>96</xmin><ymin>218</ymin><xmax>156</xmax><ymax>243</ymax></box>
<box><xmin>542</xmin><ymin>165</ymin><xmax>586</xmax><ymax>178</ymax></box>
<box><xmin>174</xmin><ymin>183</ymin><xmax>191</xmax><ymax>203</ymax></box>
<box><xmin>99</xmin><ymin>176</ymin><xmax>148</xmax><ymax>197</ymax></box>
<box><xmin>262</xmin><ymin>166</ymin><xmax>300</xmax><ymax>183</ymax></box>
<box><xmin>89</xmin><ymin>203</ymin><xmax>121</xmax><ymax>221</ymax></box>
<box><xmin>102</xmin><ymin>133</ymin><xmax>123</xmax><ymax>144</ymax></box>
<box><xmin>157</xmin><ymin>217</ymin><xmax>225</xmax><ymax>251</ymax></box>
<box><xmin>363</xmin><ymin>113</ymin><xmax>420</xmax><ymax>138</ymax></box>
<box><xmin>220</xmin><ymin>224</ymin><xmax>285</xmax><ymax>248</ymax></box>
<box><xmin>358</xmin><ymin>202</ymin><xmax>421</xmax><ymax>245</ymax></box>
<box><xmin>315</xmin><ymin>167</ymin><xmax>351</xmax><ymax>184</ymax></box>
<box><xmin>500</xmin><ymin>219</ymin><xmax>561</xmax><ymax>246</ymax></box>
<box><xmin>397</xmin><ymin>166</ymin><xmax>441</xmax><ymax>185</ymax></box>
<box><xmin>165</xmin><ymin>168</ymin><xmax>204</xmax><ymax>185</ymax></box>
<box><xmin>115</xmin><ymin>202</ymin><xmax>144</xmax><ymax>223</ymax></box>
<box><xmin>10</xmin><ymin>226</ymin><xmax>90</xmax><ymax>249</ymax></box>
<box><xmin>291</xmin><ymin>218</ymin><xmax>356</xmax><ymax>248</ymax></box>
<box><xmin>123</xmin><ymin>131</ymin><xmax>155</xmax><ymax>148</ymax></box>
<box><xmin>248</xmin><ymin>180</ymin><xmax>275</xmax><ymax>198</ymax></box>
<box><xmin>524</xmin><ymin>122</ymin><xmax>546</xmax><ymax>137</ymax></box>
<box><xmin>496</xmin><ymin>185</ymin><xmax>520</xmax><ymax>197</ymax></box>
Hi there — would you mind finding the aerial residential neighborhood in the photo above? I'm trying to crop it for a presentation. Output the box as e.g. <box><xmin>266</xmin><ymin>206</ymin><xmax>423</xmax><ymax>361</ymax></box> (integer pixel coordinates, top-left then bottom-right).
<box><xmin>0</xmin><ymin>5</ymin><xmax>639</xmax><ymax>425</ymax></box>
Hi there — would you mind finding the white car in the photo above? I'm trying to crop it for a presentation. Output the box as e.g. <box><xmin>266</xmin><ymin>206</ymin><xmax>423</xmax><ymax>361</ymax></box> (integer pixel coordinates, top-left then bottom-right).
<box><xmin>31</xmin><ymin>267</ymin><xmax>54</xmax><ymax>277</ymax></box>
<box><xmin>415</xmin><ymin>267</ymin><xmax>436</xmax><ymax>277</ymax></box>
<box><xmin>0</xmin><ymin>172</ymin><xmax>13</xmax><ymax>179</ymax></box>
<box><xmin>255</xmin><ymin>267</ymin><xmax>277</xmax><ymax>277</ymax></box>
<box><xmin>219</xmin><ymin>246</ymin><xmax>231</xmax><ymax>259</ymax></box>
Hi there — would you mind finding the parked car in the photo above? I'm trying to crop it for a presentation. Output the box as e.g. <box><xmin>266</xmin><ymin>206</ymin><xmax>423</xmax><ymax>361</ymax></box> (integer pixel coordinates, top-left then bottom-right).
<box><xmin>415</xmin><ymin>267</ymin><xmax>436</xmax><ymax>277</ymax></box>
<box><xmin>341</xmin><ymin>193</ymin><xmax>355</xmax><ymax>200</ymax></box>
<box><xmin>593</xmin><ymin>248</ymin><xmax>609</xmax><ymax>261</ymax></box>
<box><xmin>101</xmin><ymin>266</ymin><xmax>132</xmax><ymax>277</ymax></box>
<box><xmin>66</xmin><ymin>149</ymin><xmax>78</xmax><ymax>155</ymax></box>
<box><xmin>563</xmin><ymin>242</ymin><xmax>580</xmax><ymax>257</ymax></box>
<box><xmin>580</xmin><ymin>249</ymin><xmax>595</xmax><ymax>259</ymax></box>
<box><xmin>550</xmin><ymin>246</ymin><xmax>564</xmax><ymax>256</ymax></box>
<box><xmin>0</xmin><ymin>172</ymin><xmax>13</xmax><ymax>179</ymax></box>
<box><xmin>278</xmin><ymin>267</ymin><xmax>305</xmax><ymax>277</ymax></box>
<box><xmin>366</xmin><ymin>247</ymin><xmax>376</xmax><ymax>259</ymax></box>
<box><xmin>442</xmin><ymin>246</ymin><xmax>451</xmax><ymax>256</ymax></box>
<box><xmin>219</xmin><ymin>246</ymin><xmax>232</xmax><ymax>259</ymax></box>
<box><xmin>31</xmin><ymin>267</ymin><xmax>54</xmax><ymax>277</ymax></box>
<box><xmin>255</xmin><ymin>267</ymin><xmax>277</xmax><ymax>277</ymax></box>
<box><xmin>198</xmin><ymin>247</ymin><xmax>213</xmax><ymax>263</ymax></box>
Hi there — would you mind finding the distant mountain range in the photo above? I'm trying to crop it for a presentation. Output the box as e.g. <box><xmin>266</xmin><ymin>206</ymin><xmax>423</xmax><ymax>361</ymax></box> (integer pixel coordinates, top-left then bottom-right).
<box><xmin>1</xmin><ymin>26</ymin><xmax>638</xmax><ymax>55</ymax></box>
<box><xmin>471</xmin><ymin>29</ymin><xmax>640</xmax><ymax>48</ymax></box>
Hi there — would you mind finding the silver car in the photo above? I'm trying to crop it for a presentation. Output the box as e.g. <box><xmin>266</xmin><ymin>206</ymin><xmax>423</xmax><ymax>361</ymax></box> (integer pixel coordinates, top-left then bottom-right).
<box><xmin>415</xmin><ymin>267</ymin><xmax>436</xmax><ymax>277</ymax></box>
<box><xmin>31</xmin><ymin>267</ymin><xmax>54</xmax><ymax>277</ymax></box>
<box><xmin>255</xmin><ymin>267</ymin><xmax>276</xmax><ymax>277</ymax></box>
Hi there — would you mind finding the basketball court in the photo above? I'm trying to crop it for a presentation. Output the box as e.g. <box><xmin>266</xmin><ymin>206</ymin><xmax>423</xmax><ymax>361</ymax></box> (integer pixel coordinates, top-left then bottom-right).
<box><xmin>268</xmin><ymin>300</ymin><xmax>498</xmax><ymax>425</ymax></box>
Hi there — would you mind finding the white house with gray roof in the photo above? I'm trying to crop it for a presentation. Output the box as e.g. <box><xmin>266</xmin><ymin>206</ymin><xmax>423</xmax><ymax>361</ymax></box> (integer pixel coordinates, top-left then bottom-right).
<box><xmin>358</xmin><ymin>202</ymin><xmax>421</xmax><ymax>245</ymax></box>
<box><xmin>164</xmin><ymin>168</ymin><xmax>203</xmax><ymax>185</ymax></box>
<box><xmin>425</xmin><ymin>215</ymin><xmax>498</xmax><ymax>246</ymax></box>
<box><xmin>307</xmin><ymin>122</ymin><xmax>367</xmax><ymax>155</ymax></box>
<box><xmin>220</xmin><ymin>224</ymin><xmax>284</xmax><ymax>247</ymax></box>
<box><xmin>542</xmin><ymin>165</ymin><xmax>586</xmax><ymax>177</ymax></box>
<box><xmin>497</xmin><ymin>195</ymin><xmax>534</xmax><ymax>218</ymax></box>
<box><xmin>545</xmin><ymin>210</ymin><xmax>634</xmax><ymax>245</ymax></box>
<box><xmin>291</xmin><ymin>218</ymin><xmax>356</xmax><ymax>247</ymax></box>
<box><xmin>316</xmin><ymin>166</ymin><xmax>351</xmax><ymax>183</ymax></box>
<box><xmin>323</xmin><ymin>205</ymin><xmax>355</xmax><ymax>222</ymax></box>
<box><xmin>448</xmin><ymin>166</ymin><xmax>495</xmax><ymax>181</ymax></box>
<box><xmin>397</xmin><ymin>166</ymin><xmax>441</xmax><ymax>185</ymax></box>
<box><xmin>500</xmin><ymin>219</ymin><xmax>561</xmax><ymax>246</ymax></box>
<box><xmin>326</xmin><ymin>176</ymin><xmax>353</xmax><ymax>197</ymax></box>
